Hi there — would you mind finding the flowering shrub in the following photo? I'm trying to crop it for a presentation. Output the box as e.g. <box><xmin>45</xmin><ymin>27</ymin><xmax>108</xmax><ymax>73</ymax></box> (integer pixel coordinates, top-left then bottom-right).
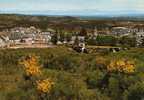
<box><xmin>20</xmin><ymin>55</ymin><xmax>41</xmax><ymax>76</ymax></box>
<box><xmin>36</xmin><ymin>78</ymin><xmax>54</xmax><ymax>93</ymax></box>
<box><xmin>107</xmin><ymin>59</ymin><xmax>135</xmax><ymax>73</ymax></box>
<box><xmin>19</xmin><ymin>54</ymin><xmax>55</xmax><ymax>98</ymax></box>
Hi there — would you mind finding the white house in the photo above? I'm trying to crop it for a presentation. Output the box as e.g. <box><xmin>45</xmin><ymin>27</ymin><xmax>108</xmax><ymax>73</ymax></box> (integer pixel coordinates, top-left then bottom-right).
<box><xmin>136</xmin><ymin>32</ymin><xmax>144</xmax><ymax>46</ymax></box>
<box><xmin>41</xmin><ymin>32</ymin><xmax>52</xmax><ymax>43</ymax></box>
<box><xmin>0</xmin><ymin>36</ymin><xmax>10</xmax><ymax>48</ymax></box>
<box><xmin>112</xmin><ymin>27</ymin><xmax>130</xmax><ymax>36</ymax></box>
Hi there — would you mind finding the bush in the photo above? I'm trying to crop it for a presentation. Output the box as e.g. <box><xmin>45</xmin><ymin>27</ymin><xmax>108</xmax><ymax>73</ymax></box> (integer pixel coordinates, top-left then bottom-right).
<box><xmin>0</xmin><ymin>48</ymin><xmax>143</xmax><ymax>100</ymax></box>
<box><xmin>119</xmin><ymin>36</ymin><xmax>136</xmax><ymax>47</ymax></box>
<box><xmin>126</xmin><ymin>82</ymin><xmax>144</xmax><ymax>100</ymax></box>
<box><xmin>96</xmin><ymin>35</ymin><xmax>117</xmax><ymax>46</ymax></box>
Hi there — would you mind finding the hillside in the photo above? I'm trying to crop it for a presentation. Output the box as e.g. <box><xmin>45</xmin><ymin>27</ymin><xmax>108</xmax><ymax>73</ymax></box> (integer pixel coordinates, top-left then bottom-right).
<box><xmin>0</xmin><ymin>14</ymin><xmax>79</xmax><ymax>31</ymax></box>
<box><xmin>0</xmin><ymin>14</ymin><xmax>144</xmax><ymax>32</ymax></box>
<box><xmin>0</xmin><ymin>47</ymin><xmax>143</xmax><ymax>100</ymax></box>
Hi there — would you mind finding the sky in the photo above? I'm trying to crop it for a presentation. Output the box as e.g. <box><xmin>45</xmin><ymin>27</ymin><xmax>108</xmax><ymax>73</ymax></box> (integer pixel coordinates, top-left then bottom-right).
<box><xmin>0</xmin><ymin>0</ymin><xmax>144</xmax><ymax>14</ymax></box>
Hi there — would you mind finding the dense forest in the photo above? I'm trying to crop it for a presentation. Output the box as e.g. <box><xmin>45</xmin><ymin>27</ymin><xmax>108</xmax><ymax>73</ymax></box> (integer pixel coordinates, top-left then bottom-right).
<box><xmin>0</xmin><ymin>47</ymin><xmax>143</xmax><ymax>100</ymax></box>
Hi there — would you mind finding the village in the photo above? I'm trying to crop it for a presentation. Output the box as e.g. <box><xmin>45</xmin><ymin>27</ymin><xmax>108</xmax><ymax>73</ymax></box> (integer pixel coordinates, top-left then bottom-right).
<box><xmin>1</xmin><ymin>0</ymin><xmax>144</xmax><ymax>99</ymax></box>
<box><xmin>0</xmin><ymin>24</ymin><xmax>144</xmax><ymax>52</ymax></box>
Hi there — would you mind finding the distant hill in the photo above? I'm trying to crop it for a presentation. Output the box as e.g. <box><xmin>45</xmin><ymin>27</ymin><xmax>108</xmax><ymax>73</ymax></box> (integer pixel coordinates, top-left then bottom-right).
<box><xmin>0</xmin><ymin>14</ymin><xmax>80</xmax><ymax>31</ymax></box>
<box><xmin>0</xmin><ymin>14</ymin><xmax>144</xmax><ymax>31</ymax></box>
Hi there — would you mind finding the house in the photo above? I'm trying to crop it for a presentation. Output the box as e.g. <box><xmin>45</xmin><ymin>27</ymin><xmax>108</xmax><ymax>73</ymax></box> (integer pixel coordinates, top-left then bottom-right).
<box><xmin>41</xmin><ymin>32</ymin><xmax>52</xmax><ymax>43</ymax></box>
<box><xmin>0</xmin><ymin>36</ymin><xmax>10</xmax><ymax>48</ymax></box>
<box><xmin>136</xmin><ymin>32</ymin><xmax>144</xmax><ymax>46</ymax></box>
<box><xmin>0</xmin><ymin>37</ymin><xmax>6</xmax><ymax>47</ymax></box>
<box><xmin>47</xmin><ymin>28</ymin><xmax>55</xmax><ymax>34</ymax></box>
<box><xmin>70</xmin><ymin>31</ymin><xmax>87</xmax><ymax>52</ymax></box>
<box><xmin>20</xmin><ymin>36</ymin><xmax>33</xmax><ymax>45</ymax></box>
<box><xmin>111</xmin><ymin>27</ymin><xmax>130</xmax><ymax>36</ymax></box>
<box><xmin>0</xmin><ymin>32</ymin><xmax>10</xmax><ymax>47</ymax></box>
<box><xmin>0</xmin><ymin>27</ymin><xmax>57</xmax><ymax>48</ymax></box>
<box><xmin>71</xmin><ymin>35</ymin><xmax>85</xmax><ymax>45</ymax></box>
<box><xmin>134</xmin><ymin>25</ymin><xmax>144</xmax><ymax>33</ymax></box>
<box><xmin>93</xmin><ymin>27</ymin><xmax>98</xmax><ymax>36</ymax></box>
<box><xmin>57</xmin><ymin>41</ymin><xmax>63</xmax><ymax>45</ymax></box>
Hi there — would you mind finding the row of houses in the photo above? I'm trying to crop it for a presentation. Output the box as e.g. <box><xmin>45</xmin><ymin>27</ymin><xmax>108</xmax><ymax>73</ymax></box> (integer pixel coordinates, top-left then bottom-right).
<box><xmin>91</xmin><ymin>25</ymin><xmax>144</xmax><ymax>46</ymax></box>
<box><xmin>0</xmin><ymin>27</ymin><xmax>55</xmax><ymax>48</ymax></box>
<box><xmin>0</xmin><ymin>25</ymin><xmax>144</xmax><ymax>48</ymax></box>
<box><xmin>0</xmin><ymin>27</ymin><xmax>86</xmax><ymax>48</ymax></box>
<box><xmin>92</xmin><ymin>25</ymin><xmax>144</xmax><ymax>36</ymax></box>
<box><xmin>110</xmin><ymin>26</ymin><xmax>144</xmax><ymax>46</ymax></box>
<box><xmin>9</xmin><ymin>32</ymin><xmax>52</xmax><ymax>45</ymax></box>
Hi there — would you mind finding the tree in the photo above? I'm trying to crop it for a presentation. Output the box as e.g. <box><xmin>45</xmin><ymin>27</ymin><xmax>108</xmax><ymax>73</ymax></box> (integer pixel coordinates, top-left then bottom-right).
<box><xmin>74</xmin><ymin>36</ymin><xmax>79</xmax><ymax>46</ymax></box>
<box><xmin>126</xmin><ymin>82</ymin><xmax>144</xmax><ymax>100</ymax></box>
<box><xmin>59</xmin><ymin>32</ymin><xmax>65</xmax><ymax>42</ymax></box>
<box><xmin>140</xmin><ymin>36</ymin><xmax>144</xmax><ymax>47</ymax></box>
<box><xmin>119</xmin><ymin>36</ymin><xmax>136</xmax><ymax>47</ymax></box>
<box><xmin>66</xmin><ymin>33</ymin><xmax>72</xmax><ymax>42</ymax></box>
<box><xmin>51</xmin><ymin>33</ymin><xmax>58</xmax><ymax>45</ymax></box>
<box><xmin>96</xmin><ymin>35</ymin><xmax>117</xmax><ymax>46</ymax></box>
<box><xmin>86</xmin><ymin>37</ymin><xmax>97</xmax><ymax>45</ymax></box>
<box><xmin>79</xmin><ymin>28</ymin><xmax>87</xmax><ymax>36</ymax></box>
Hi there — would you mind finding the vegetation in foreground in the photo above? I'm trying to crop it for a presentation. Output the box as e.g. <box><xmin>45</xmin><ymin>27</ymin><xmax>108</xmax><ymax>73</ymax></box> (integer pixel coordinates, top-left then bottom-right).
<box><xmin>0</xmin><ymin>47</ymin><xmax>144</xmax><ymax>100</ymax></box>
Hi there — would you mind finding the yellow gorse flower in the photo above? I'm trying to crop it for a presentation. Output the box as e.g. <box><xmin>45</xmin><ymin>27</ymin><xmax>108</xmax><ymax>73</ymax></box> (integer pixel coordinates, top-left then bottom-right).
<box><xmin>107</xmin><ymin>59</ymin><xmax>135</xmax><ymax>73</ymax></box>
<box><xmin>36</xmin><ymin>78</ymin><xmax>54</xmax><ymax>93</ymax></box>
<box><xmin>20</xmin><ymin>55</ymin><xmax>41</xmax><ymax>76</ymax></box>
<box><xmin>19</xmin><ymin>55</ymin><xmax>55</xmax><ymax>95</ymax></box>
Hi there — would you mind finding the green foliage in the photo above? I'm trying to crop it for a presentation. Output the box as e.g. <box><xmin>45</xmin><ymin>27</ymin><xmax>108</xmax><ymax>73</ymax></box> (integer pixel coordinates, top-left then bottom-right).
<box><xmin>86</xmin><ymin>35</ymin><xmax>118</xmax><ymax>46</ymax></box>
<box><xmin>0</xmin><ymin>47</ymin><xmax>143</xmax><ymax>100</ymax></box>
<box><xmin>59</xmin><ymin>33</ymin><xmax>65</xmax><ymax>42</ymax></box>
<box><xmin>79</xmin><ymin>28</ymin><xmax>87</xmax><ymax>36</ymax></box>
<box><xmin>86</xmin><ymin>35</ymin><xmax>137</xmax><ymax>47</ymax></box>
<box><xmin>108</xmin><ymin>77</ymin><xmax>120</xmax><ymax>100</ymax></box>
<box><xmin>86</xmin><ymin>37</ymin><xmax>97</xmax><ymax>45</ymax></box>
<box><xmin>51</xmin><ymin>33</ymin><xmax>58</xmax><ymax>45</ymax></box>
<box><xmin>96</xmin><ymin>35</ymin><xmax>117</xmax><ymax>46</ymax></box>
<box><xmin>126</xmin><ymin>82</ymin><xmax>144</xmax><ymax>100</ymax></box>
<box><xmin>86</xmin><ymin>70</ymin><xmax>105</xmax><ymax>89</ymax></box>
<box><xmin>119</xmin><ymin>36</ymin><xmax>136</xmax><ymax>47</ymax></box>
<box><xmin>6</xmin><ymin>88</ymin><xmax>37</xmax><ymax>100</ymax></box>
<box><xmin>65</xmin><ymin>33</ymin><xmax>72</xmax><ymax>42</ymax></box>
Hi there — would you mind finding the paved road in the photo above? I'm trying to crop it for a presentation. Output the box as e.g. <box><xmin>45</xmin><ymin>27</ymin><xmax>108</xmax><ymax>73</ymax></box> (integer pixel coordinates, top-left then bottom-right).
<box><xmin>6</xmin><ymin>44</ymin><xmax>55</xmax><ymax>49</ymax></box>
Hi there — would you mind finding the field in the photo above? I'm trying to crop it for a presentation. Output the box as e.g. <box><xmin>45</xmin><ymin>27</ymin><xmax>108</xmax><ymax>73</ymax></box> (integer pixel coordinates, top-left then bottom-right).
<box><xmin>0</xmin><ymin>47</ymin><xmax>143</xmax><ymax>100</ymax></box>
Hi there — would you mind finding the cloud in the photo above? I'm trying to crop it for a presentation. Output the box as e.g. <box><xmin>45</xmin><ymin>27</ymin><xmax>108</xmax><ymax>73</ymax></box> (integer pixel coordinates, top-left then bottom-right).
<box><xmin>136</xmin><ymin>1</ymin><xmax>144</xmax><ymax>10</ymax></box>
<box><xmin>0</xmin><ymin>0</ymin><xmax>144</xmax><ymax>12</ymax></box>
